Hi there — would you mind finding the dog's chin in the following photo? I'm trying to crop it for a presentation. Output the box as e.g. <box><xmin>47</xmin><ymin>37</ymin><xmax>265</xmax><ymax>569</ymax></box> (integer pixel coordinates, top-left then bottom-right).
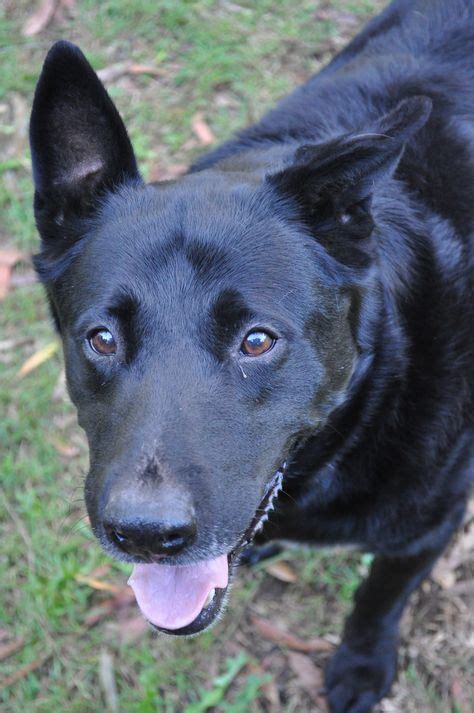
<box><xmin>145</xmin><ymin>466</ymin><xmax>285</xmax><ymax>637</ymax></box>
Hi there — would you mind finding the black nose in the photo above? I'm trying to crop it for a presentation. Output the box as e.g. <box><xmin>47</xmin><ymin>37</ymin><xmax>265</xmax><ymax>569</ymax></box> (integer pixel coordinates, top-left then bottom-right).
<box><xmin>103</xmin><ymin>486</ymin><xmax>197</xmax><ymax>559</ymax></box>
<box><xmin>105</xmin><ymin>519</ymin><xmax>197</xmax><ymax>558</ymax></box>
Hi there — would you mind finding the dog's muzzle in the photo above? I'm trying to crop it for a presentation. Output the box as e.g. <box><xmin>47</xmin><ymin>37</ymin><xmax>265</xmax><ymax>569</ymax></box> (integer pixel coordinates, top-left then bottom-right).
<box><xmin>127</xmin><ymin>465</ymin><xmax>285</xmax><ymax>635</ymax></box>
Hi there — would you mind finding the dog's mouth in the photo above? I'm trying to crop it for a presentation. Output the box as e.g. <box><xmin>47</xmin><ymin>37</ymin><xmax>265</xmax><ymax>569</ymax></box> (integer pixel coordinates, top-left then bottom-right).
<box><xmin>127</xmin><ymin>465</ymin><xmax>285</xmax><ymax>636</ymax></box>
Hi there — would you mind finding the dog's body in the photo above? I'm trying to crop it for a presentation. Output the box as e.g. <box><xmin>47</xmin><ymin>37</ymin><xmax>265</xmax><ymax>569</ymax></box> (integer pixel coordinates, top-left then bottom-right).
<box><xmin>30</xmin><ymin>1</ymin><xmax>473</xmax><ymax>711</ymax></box>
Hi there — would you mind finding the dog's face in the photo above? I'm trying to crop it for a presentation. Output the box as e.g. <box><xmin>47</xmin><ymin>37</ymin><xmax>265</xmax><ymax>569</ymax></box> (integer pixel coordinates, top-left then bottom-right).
<box><xmin>30</xmin><ymin>42</ymin><xmax>430</xmax><ymax>634</ymax></box>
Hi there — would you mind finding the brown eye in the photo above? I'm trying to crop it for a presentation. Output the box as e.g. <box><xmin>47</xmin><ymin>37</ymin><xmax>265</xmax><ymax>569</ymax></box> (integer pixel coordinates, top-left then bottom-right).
<box><xmin>241</xmin><ymin>330</ymin><xmax>275</xmax><ymax>357</ymax></box>
<box><xmin>88</xmin><ymin>328</ymin><xmax>117</xmax><ymax>356</ymax></box>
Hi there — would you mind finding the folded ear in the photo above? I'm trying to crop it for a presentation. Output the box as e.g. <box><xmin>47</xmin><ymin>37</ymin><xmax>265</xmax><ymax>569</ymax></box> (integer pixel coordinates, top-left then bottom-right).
<box><xmin>30</xmin><ymin>41</ymin><xmax>141</xmax><ymax>232</ymax></box>
<box><xmin>268</xmin><ymin>96</ymin><xmax>432</xmax><ymax>241</ymax></box>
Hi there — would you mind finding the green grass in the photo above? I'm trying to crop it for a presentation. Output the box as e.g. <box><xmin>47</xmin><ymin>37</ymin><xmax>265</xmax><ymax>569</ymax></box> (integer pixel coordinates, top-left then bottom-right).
<box><xmin>2</xmin><ymin>1</ymin><xmax>459</xmax><ymax>711</ymax></box>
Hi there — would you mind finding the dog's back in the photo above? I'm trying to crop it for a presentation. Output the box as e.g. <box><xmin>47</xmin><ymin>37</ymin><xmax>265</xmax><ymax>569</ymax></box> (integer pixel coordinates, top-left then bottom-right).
<box><xmin>195</xmin><ymin>0</ymin><xmax>474</xmax><ymax>257</ymax></box>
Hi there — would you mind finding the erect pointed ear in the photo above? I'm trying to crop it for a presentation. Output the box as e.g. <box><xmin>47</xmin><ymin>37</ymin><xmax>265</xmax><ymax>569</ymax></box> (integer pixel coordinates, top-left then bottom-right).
<box><xmin>30</xmin><ymin>41</ymin><xmax>141</xmax><ymax>231</ymax></box>
<box><xmin>268</xmin><ymin>96</ymin><xmax>432</xmax><ymax>240</ymax></box>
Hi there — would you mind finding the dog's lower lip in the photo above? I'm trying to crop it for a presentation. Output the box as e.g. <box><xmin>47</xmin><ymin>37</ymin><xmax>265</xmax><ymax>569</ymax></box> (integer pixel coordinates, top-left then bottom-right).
<box><xmin>150</xmin><ymin>464</ymin><xmax>286</xmax><ymax>636</ymax></box>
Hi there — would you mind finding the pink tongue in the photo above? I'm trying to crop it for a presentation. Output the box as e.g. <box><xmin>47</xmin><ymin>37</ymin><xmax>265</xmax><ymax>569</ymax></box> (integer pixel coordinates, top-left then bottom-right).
<box><xmin>128</xmin><ymin>555</ymin><xmax>229</xmax><ymax>630</ymax></box>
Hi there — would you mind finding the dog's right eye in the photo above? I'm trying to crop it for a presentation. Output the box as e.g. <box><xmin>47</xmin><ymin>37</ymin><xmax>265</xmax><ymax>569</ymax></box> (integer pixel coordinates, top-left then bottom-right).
<box><xmin>88</xmin><ymin>328</ymin><xmax>117</xmax><ymax>356</ymax></box>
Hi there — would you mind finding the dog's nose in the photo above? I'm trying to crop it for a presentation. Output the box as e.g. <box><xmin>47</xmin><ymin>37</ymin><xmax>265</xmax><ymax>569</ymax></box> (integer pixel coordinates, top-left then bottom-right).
<box><xmin>105</xmin><ymin>519</ymin><xmax>197</xmax><ymax>558</ymax></box>
<box><xmin>103</xmin><ymin>486</ymin><xmax>197</xmax><ymax>559</ymax></box>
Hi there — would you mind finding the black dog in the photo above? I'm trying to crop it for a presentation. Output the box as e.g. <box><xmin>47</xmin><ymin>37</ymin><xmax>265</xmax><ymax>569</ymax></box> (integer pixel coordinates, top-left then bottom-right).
<box><xmin>30</xmin><ymin>1</ymin><xmax>473</xmax><ymax>710</ymax></box>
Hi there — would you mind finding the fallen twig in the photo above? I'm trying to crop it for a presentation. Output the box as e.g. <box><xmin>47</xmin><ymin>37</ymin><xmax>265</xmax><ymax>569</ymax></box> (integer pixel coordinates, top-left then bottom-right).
<box><xmin>99</xmin><ymin>648</ymin><xmax>119</xmax><ymax>713</ymax></box>
<box><xmin>0</xmin><ymin>638</ymin><xmax>25</xmax><ymax>663</ymax></box>
<box><xmin>0</xmin><ymin>653</ymin><xmax>52</xmax><ymax>690</ymax></box>
<box><xmin>97</xmin><ymin>61</ymin><xmax>166</xmax><ymax>83</ymax></box>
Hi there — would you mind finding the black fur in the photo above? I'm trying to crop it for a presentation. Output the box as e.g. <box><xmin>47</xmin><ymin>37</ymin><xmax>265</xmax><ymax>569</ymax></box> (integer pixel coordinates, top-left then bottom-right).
<box><xmin>30</xmin><ymin>2</ymin><xmax>474</xmax><ymax>711</ymax></box>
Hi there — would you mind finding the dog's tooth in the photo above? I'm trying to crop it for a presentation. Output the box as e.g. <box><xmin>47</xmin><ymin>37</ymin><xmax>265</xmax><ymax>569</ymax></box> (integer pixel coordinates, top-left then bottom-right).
<box><xmin>242</xmin><ymin>467</ymin><xmax>284</xmax><ymax>549</ymax></box>
<box><xmin>203</xmin><ymin>588</ymin><xmax>216</xmax><ymax>609</ymax></box>
<box><xmin>255</xmin><ymin>511</ymin><xmax>269</xmax><ymax>534</ymax></box>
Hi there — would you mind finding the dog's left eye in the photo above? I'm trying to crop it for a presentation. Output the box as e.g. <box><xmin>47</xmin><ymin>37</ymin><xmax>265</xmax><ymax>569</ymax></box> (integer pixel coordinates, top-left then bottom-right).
<box><xmin>241</xmin><ymin>330</ymin><xmax>275</xmax><ymax>357</ymax></box>
<box><xmin>88</xmin><ymin>328</ymin><xmax>117</xmax><ymax>356</ymax></box>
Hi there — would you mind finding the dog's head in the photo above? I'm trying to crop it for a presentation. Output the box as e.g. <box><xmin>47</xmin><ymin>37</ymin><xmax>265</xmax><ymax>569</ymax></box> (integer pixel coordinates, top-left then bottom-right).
<box><xmin>30</xmin><ymin>42</ymin><xmax>430</xmax><ymax>634</ymax></box>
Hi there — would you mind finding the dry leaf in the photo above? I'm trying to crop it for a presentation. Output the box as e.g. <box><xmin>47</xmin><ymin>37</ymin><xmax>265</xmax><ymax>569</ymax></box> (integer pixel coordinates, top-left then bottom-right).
<box><xmin>451</xmin><ymin>677</ymin><xmax>469</xmax><ymax>713</ymax></box>
<box><xmin>191</xmin><ymin>112</ymin><xmax>215</xmax><ymax>145</ymax></box>
<box><xmin>75</xmin><ymin>574</ymin><xmax>126</xmax><ymax>594</ymax></box>
<box><xmin>89</xmin><ymin>564</ymin><xmax>112</xmax><ymax>578</ymax></box>
<box><xmin>97</xmin><ymin>62</ymin><xmax>134</xmax><ymax>83</ymax></box>
<box><xmin>0</xmin><ymin>637</ymin><xmax>25</xmax><ymax>662</ymax></box>
<box><xmin>287</xmin><ymin>651</ymin><xmax>327</xmax><ymax>709</ymax></box>
<box><xmin>52</xmin><ymin>441</ymin><xmax>80</xmax><ymax>458</ymax></box>
<box><xmin>148</xmin><ymin>163</ymin><xmax>187</xmax><ymax>183</ymax></box>
<box><xmin>22</xmin><ymin>0</ymin><xmax>74</xmax><ymax>36</ymax></box>
<box><xmin>432</xmin><ymin>521</ymin><xmax>474</xmax><ymax>589</ymax></box>
<box><xmin>265</xmin><ymin>560</ymin><xmax>297</xmax><ymax>583</ymax></box>
<box><xmin>0</xmin><ymin>248</ymin><xmax>26</xmax><ymax>299</ymax></box>
<box><xmin>17</xmin><ymin>341</ymin><xmax>59</xmax><ymax>378</ymax></box>
<box><xmin>251</xmin><ymin>616</ymin><xmax>334</xmax><ymax>653</ymax></box>
<box><xmin>129</xmin><ymin>63</ymin><xmax>166</xmax><ymax>77</ymax></box>
<box><xmin>84</xmin><ymin>590</ymin><xmax>135</xmax><ymax>628</ymax></box>
<box><xmin>22</xmin><ymin>0</ymin><xmax>59</xmax><ymax>36</ymax></box>
<box><xmin>260</xmin><ymin>675</ymin><xmax>280</xmax><ymax>709</ymax></box>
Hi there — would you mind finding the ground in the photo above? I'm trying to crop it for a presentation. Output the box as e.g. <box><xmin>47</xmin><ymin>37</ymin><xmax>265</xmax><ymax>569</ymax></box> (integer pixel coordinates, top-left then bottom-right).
<box><xmin>0</xmin><ymin>1</ymin><xmax>473</xmax><ymax>711</ymax></box>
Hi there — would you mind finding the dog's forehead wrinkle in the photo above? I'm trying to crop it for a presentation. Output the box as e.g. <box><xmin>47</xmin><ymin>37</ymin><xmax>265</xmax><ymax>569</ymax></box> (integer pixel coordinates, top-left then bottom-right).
<box><xmin>99</xmin><ymin>178</ymin><xmax>304</xmax><ymax>257</ymax></box>
<box><xmin>84</xmin><ymin>184</ymin><xmax>333</xmax><ymax>327</ymax></box>
<box><xmin>105</xmin><ymin>176</ymin><xmax>265</xmax><ymax>227</ymax></box>
<box><xmin>79</xmin><ymin>238</ymin><xmax>318</xmax><ymax>340</ymax></box>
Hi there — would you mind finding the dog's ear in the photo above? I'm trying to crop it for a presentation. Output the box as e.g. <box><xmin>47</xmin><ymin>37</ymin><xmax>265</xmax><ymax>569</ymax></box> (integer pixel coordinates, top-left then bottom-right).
<box><xmin>30</xmin><ymin>41</ymin><xmax>141</xmax><ymax>232</ymax></box>
<box><xmin>269</xmin><ymin>96</ymin><xmax>432</xmax><ymax>240</ymax></box>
